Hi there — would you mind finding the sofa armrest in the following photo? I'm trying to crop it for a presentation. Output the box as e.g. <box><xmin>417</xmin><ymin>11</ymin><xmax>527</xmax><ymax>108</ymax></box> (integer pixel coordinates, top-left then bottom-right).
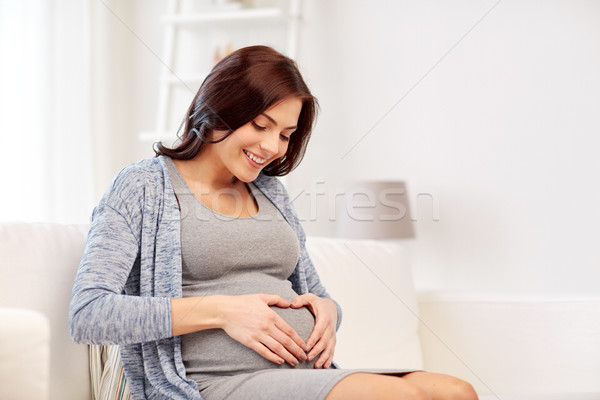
<box><xmin>0</xmin><ymin>222</ymin><xmax>91</xmax><ymax>399</ymax></box>
<box><xmin>0</xmin><ymin>308</ymin><xmax>50</xmax><ymax>400</ymax></box>
<box><xmin>417</xmin><ymin>291</ymin><xmax>600</xmax><ymax>396</ymax></box>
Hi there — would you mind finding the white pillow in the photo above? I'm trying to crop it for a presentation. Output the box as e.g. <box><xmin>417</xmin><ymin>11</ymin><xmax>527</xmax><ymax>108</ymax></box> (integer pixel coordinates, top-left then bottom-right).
<box><xmin>306</xmin><ymin>237</ymin><xmax>423</xmax><ymax>370</ymax></box>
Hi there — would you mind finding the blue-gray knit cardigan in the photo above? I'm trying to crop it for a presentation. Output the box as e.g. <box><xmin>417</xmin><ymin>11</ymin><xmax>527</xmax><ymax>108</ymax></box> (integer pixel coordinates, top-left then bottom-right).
<box><xmin>69</xmin><ymin>156</ymin><xmax>342</xmax><ymax>400</ymax></box>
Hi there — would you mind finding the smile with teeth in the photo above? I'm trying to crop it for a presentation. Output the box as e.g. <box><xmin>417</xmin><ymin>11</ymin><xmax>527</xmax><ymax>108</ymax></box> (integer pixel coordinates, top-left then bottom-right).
<box><xmin>244</xmin><ymin>150</ymin><xmax>266</xmax><ymax>165</ymax></box>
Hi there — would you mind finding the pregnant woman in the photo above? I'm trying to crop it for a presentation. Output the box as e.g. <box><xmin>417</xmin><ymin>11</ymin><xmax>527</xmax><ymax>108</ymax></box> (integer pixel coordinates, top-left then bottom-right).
<box><xmin>69</xmin><ymin>45</ymin><xmax>477</xmax><ymax>400</ymax></box>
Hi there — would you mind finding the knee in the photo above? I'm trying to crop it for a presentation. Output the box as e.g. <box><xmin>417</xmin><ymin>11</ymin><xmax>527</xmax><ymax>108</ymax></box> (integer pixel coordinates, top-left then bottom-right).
<box><xmin>371</xmin><ymin>377</ymin><xmax>432</xmax><ymax>400</ymax></box>
<box><xmin>415</xmin><ymin>387</ymin><xmax>433</xmax><ymax>400</ymax></box>
<box><xmin>401</xmin><ymin>383</ymin><xmax>431</xmax><ymax>400</ymax></box>
<box><xmin>447</xmin><ymin>378</ymin><xmax>478</xmax><ymax>400</ymax></box>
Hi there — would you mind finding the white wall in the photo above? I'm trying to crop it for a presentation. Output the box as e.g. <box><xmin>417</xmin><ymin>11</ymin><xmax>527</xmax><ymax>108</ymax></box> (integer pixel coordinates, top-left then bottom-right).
<box><xmin>88</xmin><ymin>0</ymin><xmax>167</xmax><ymax>200</ymax></box>
<box><xmin>115</xmin><ymin>0</ymin><xmax>600</xmax><ymax>293</ymax></box>
<box><xmin>289</xmin><ymin>0</ymin><xmax>600</xmax><ymax>292</ymax></box>
<box><xmin>0</xmin><ymin>0</ymin><xmax>95</xmax><ymax>224</ymax></box>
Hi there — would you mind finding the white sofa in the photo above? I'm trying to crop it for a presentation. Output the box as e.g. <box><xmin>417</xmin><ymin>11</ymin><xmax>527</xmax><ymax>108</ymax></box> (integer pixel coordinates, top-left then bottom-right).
<box><xmin>1</xmin><ymin>222</ymin><xmax>599</xmax><ymax>400</ymax></box>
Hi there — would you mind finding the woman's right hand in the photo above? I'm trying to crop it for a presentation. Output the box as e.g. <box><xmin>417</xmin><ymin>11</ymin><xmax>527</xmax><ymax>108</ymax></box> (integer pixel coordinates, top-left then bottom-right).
<box><xmin>218</xmin><ymin>294</ymin><xmax>308</xmax><ymax>366</ymax></box>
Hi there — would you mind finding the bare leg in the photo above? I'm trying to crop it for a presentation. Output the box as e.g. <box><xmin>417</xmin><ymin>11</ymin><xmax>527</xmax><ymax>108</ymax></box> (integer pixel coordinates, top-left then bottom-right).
<box><xmin>402</xmin><ymin>371</ymin><xmax>478</xmax><ymax>400</ymax></box>
<box><xmin>325</xmin><ymin>372</ymin><xmax>478</xmax><ymax>400</ymax></box>
<box><xmin>325</xmin><ymin>373</ymin><xmax>430</xmax><ymax>400</ymax></box>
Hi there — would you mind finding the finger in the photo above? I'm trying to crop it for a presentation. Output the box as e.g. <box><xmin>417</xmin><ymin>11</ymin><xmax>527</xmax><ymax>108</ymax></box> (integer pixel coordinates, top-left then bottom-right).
<box><xmin>307</xmin><ymin>336</ymin><xmax>327</xmax><ymax>363</ymax></box>
<box><xmin>314</xmin><ymin>344</ymin><xmax>335</xmax><ymax>369</ymax></box>
<box><xmin>273</xmin><ymin>316</ymin><xmax>308</xmax><ymax>358</ymax></box>
<box><xmin>261</xmin><ymin>335</ymin><xmax>299</xmax><ymax>366</ymax></box>
<box><xmin>270</xmin><ymin>328</ymin><xmax>307</xmax><ymax>362</ymax></box>
<box><xmin>313</xmin><ymin>349</ymin><xmax>329</xmax><ymax>369</ymax></box>
<box><xmin>305</xmin><ymin>319</ymin><xmax>327</xmax><ymax>352</ymax></box>
<box><xmin>247</xmin><ymin>341</ymin><xmax>285</xmax><ymax>365</ymax></box>
<box><xmin>262</xmin><ymin>294</ymin><xmax>291</xmax><ymax>308</ymax></box>
<box><xmin>307</xmin><ymin>322</ymin><xmax>336</xmax><ymax>361</ymax></box>
<box><xmin>289</xmin><ymin>294</ymin><xmax>309</xmax><ymax>308</ymax></box>
<box><xmin>324</xmin><ymin>355</ymin><xmax>334</xmax><ymax>369</ymax></box>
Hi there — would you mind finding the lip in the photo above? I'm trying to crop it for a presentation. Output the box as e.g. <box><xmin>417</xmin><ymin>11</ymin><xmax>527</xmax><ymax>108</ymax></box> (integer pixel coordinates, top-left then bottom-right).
<box><xmin>243</xmin><ymin>150</ymin><xmax>266</xmax><ymax>169</ymax></box>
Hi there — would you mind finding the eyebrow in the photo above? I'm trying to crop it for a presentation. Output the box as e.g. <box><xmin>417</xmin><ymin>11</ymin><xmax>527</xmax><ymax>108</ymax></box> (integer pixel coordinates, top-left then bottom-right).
<box><xmin>260</xmin><ymin>112</ymin><xmax>297</xmax><ymax>130</ymax></box>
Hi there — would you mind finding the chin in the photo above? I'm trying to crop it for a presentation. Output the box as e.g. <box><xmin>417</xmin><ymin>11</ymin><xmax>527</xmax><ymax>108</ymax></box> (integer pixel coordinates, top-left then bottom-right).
<box><xmin>235</xmin><ymin>170</ymin><xmax>261</xmax><ymax>183</ymax></box>
<box><xmin>235</xmin><ymin>161</ymin><xmax>270</xmax><ymax>182</ymax></box>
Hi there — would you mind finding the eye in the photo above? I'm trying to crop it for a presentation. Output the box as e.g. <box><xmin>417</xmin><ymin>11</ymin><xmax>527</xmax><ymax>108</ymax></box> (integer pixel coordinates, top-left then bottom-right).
<box><xmin>251</xmin><ymin>121</ymin><xmax>267</xmax><ymax>131</ymax></box>
<box><xmin>280</xmin><ymin>134</ymin><xmax>290</xmax><ymax>142</ymax></box>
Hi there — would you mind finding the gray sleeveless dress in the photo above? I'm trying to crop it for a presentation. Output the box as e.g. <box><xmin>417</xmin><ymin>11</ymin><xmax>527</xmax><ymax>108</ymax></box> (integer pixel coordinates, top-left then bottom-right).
<box><xmin>165</xmin><ymin>158</ymin><xmax>411</xmax><ymax>400</ymax></box>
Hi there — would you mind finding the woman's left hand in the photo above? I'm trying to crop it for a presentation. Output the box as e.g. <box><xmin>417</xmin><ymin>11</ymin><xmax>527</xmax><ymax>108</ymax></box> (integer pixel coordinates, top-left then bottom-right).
<box><xmin>290</xmin><ymin>293</ymin><xmax>337</xmax><ymax>369</ymax></box>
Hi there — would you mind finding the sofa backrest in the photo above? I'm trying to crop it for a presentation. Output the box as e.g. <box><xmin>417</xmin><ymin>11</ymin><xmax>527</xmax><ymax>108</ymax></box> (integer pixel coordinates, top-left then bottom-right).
<box><xmin>0</xmin><ymin>223</ymin><xmax>423</xmax><ymax>399</ymax></box>
<box><xmin>0</xmin><ymin>222</ymin><xmax>91</xmax><ymax>400</ymax></box>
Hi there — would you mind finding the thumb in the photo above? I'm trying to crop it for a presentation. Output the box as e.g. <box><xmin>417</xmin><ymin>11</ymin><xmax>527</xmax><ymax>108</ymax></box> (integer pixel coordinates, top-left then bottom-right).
<box><xmin>290</xmin><ymin>295</ymin><xmax>307</xmax><ymax>308</ymax></box>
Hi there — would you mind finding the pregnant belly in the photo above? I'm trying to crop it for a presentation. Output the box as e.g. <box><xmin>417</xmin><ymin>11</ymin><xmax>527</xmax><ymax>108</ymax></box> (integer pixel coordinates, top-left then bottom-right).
<box><xmin>182</xmin><ymin>304</ymin><xmax>317</xmax><ymax>378</ymax></box>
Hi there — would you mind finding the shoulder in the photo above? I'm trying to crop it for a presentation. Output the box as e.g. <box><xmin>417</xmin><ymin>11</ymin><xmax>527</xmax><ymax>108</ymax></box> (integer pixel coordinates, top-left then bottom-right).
<box><xmin>100</xmin><ymin>157</ymin><xmax>167</xmax><ymax>211</ymax></box>
<box><xmin>253</xmin><ymin>173</ymin><xmax>287</xmax><ymax>204</ymax></box>
<box><xmin>108</xmin><ymin>157</ymin><xmax>165</xmax><ymax>195</ymax></box>
<box><xmin>113</xmin><ymin>157</ymin><xmax>164</xmax><ymax>187</ymax></box>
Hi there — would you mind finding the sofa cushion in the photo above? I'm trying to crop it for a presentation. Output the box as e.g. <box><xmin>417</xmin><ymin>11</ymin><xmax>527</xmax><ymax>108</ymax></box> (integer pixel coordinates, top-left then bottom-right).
<box><xmin>0</xmin><ymin>308</ymin><xmax>50</xmax><ymax>400</ymax></box>
<box><xmin>306</xmin><ymin>237</ymin><xmax>423</xmax><ymax>370</ymax></box>
<box><xmin>0</xmin><ymin>222</ymin><xmax>91</xmax><ymax>400</ymax></box>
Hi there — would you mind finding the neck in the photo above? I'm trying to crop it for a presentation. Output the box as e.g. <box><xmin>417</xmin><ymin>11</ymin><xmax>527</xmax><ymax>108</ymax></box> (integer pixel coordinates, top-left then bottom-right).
<box><xmin>172</xmin><ymin>150</ymin><xmax>239</xmax><ymax>192</ymax></box>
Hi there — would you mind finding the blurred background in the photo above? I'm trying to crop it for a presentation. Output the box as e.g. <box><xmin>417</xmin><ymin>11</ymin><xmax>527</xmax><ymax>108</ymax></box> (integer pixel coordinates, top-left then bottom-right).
<box><xmin>1</xmin><ymin>0</ymin><xmax>599</xmax><ymax>293</ymax></box>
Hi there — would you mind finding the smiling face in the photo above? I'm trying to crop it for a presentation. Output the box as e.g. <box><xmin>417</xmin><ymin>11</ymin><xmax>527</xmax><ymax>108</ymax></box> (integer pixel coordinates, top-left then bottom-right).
<box><xmin>205</xmin><ymin>96</ymin><xmax>303</xmax><ymax>183</ymax></box>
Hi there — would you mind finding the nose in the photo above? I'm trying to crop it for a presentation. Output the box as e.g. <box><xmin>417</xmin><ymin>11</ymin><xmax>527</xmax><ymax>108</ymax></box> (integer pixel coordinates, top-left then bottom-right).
<box><xmin>259</xmin><ymin>131</ymin><xmax>280</xmax><ymax>157</ymax></box>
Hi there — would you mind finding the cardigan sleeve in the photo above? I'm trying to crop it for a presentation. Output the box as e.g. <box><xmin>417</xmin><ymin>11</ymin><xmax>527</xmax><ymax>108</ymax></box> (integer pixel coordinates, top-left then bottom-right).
<box><xmin>68</xmin><ymin>168</ymin><xmax>173</xmax><ymax>345</ymax></box>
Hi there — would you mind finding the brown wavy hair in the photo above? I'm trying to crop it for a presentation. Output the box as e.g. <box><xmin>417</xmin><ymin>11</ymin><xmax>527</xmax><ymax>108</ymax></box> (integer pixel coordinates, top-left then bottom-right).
<box><xmin>154</xmin><ymin>45</ymin><xmax>318</xmax><ymax>176</ymax></box>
